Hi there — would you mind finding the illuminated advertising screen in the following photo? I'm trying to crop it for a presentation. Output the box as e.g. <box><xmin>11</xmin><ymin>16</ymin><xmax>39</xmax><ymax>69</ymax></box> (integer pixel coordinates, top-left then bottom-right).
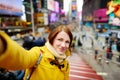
<box><xmin>93</xmin><ymin>8</ymin><xmax>108</xmax><ymax>22</ymax></box>
<box><xmin>54</xmin><ymin>1</ymin><xmax>59</xmax><ymax>13</ymax></box>
<box><xmin>0</xmin><ymin>0</ymin><xmax>23</xmax><ymax>16</ymax></box>
<box><xmin>72</xmin><ymin>1</ymin><xmax>76</xmax><ymax>10</ymax></box>
<box><xmin>72</xmin><ymin>1</ymin><xmax>76</xmax><ymax>17</ymax></box>
<box><xmin>50</xmin><ymin>13</ymin><xmax>58</xmax><ymax>22</ymax></box>
<box><xmin>47</xmin><ymin>0</ymin><xmax>55</xmax><ymax>11</ymax></box>
<box><xmin>109</xmin><ymin>13</ymin><xmax>120</xmax><ymax>26</ymax></box>
<box><xmin>60</xmin><ymin>9</ymin><xmax>65</xmax><ymax>14</ymax></box>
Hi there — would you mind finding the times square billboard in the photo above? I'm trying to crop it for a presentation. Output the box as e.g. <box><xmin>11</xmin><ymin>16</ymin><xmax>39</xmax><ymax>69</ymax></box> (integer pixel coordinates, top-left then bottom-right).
<box><xmin>0</xmin><ymin>0</ymin><xmax>23</xmax><ymax>16</ymax></box>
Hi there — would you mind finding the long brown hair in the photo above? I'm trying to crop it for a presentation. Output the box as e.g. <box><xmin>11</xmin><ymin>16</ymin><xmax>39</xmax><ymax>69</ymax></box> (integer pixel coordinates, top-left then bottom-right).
<box><xmin>48</xmin><ymin>25</ymin><xmax>73</xmax><ymax>48</ymax></box>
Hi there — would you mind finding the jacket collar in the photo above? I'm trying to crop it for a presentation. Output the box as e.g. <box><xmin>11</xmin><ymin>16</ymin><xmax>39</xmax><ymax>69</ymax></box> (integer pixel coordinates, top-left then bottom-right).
<box><xmin>41</xmin><ymin>43</ymin><xmax>71</xmax><ymax>61</ymax></box>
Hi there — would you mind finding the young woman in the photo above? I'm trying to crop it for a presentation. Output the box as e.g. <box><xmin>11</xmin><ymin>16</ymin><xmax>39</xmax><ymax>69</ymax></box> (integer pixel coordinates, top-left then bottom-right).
<box><xmin>0</xmin><ymin>25</ymin><xmax>73</xmax><ymax>80</ymax></box>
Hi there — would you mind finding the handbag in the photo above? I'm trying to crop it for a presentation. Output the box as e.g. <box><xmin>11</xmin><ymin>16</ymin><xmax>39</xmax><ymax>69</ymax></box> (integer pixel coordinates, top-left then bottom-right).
<box><xmin>26</xmin><ymin>50</ymin><xmax>43</xmax><ymax>80</ymax></box>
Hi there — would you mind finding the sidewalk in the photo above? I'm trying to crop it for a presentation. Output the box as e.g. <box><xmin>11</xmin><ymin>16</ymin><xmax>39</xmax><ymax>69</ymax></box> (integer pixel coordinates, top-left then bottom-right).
<box><xmin>75</xmin><ymin>47</ymin><xmax>120</xmax><ymax>80</ymax></box>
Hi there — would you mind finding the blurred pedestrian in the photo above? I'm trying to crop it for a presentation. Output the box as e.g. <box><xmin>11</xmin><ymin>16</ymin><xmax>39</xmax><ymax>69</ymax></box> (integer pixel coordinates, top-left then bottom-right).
<box><xmin>0</xmin><ymin>68</ymin><xmax>17</xmax><ymax>80</ymax></box>
<box><xmin>14</xmin><ymin>70</ymin><xmax>25</xmax><ymax>80</ymax></box>
<box><xmin>116</xmin><ymin>41</ymin><xmax>120</xmax><ymax>62</ymax></box>
<box><xmin>0</xmin><ymin>25</ymin><xmax>73</xmax><ymax>80</ymax></box>
<box><xmin>106</xmin><ymin>46</ymin><xmax>113</xmax><ymax>63</ymax></box>
<box><xmin>32</xmin><ymin>37</ymin><xmax>46</xmax><ymax>47</ymax></box>
<box><xmin>77</xmin><ymin>37</ymin><xmax>82</xmax><ymax>47</ymax></box>
<box><xmin>94</xmin><ymin>49</ymin><xmax>98</xmax><ymax>60</ymax></box>
<box><xmin>71</xmin><ymin>36</ymin><xmax>76</xmax><ymax>52</ymax></box>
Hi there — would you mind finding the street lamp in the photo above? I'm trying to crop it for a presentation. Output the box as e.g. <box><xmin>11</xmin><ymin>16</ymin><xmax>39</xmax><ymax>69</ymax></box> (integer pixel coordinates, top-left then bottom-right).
<box><xmin>30</xmin><ymin>0</ymin><xmax>35</xmax><ymax>34</ymax></box>
<box><xmin>23</xmin><ymin>0</ymin><xmax>35</xmax><ymax>34</ymax></box>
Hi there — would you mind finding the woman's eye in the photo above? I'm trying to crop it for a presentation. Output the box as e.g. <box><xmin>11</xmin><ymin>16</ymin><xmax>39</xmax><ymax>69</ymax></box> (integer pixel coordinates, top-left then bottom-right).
<box><xmin>57</xmin><ymin>38</ymin><xmax>70</xmax><ymax>44</ymax></box>
<box><xmin>66</xmin><ymin>41</ymin><xmax>70</xmax><ymax>44</ymax></box>
<box><xmin>58</xmin><ymin>38</ymin><xmax>62</xmax><ymax>41</ymax></box>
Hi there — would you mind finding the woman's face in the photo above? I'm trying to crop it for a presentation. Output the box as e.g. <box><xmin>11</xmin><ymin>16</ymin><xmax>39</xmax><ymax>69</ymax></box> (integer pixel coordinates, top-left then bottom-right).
<box><xmin>52</xmin><ymin>31</ymin><xmax>70</xmax><ymax>55</ymax></box>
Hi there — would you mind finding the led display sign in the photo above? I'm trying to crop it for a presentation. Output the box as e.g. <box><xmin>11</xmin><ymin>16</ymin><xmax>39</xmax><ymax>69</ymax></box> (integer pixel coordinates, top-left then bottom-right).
<box><xmin>0</xmin><ymin>0</ymin><xmax>23</xmax><ymax>16</ymax></box>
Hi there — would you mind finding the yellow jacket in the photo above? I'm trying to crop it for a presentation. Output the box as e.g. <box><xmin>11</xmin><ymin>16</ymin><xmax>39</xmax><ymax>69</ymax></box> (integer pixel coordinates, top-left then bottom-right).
<box><xmin>0</xmin><ymin>31</ymin><xmax>70</xmax><ymax>80</ymax></box>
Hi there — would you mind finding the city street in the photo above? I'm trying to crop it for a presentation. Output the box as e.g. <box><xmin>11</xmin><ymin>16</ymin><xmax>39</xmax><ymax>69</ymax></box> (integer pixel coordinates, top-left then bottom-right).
<box><xmin>1</xmin><ymin>0</ymin><xmax>120</xmax><ymax>80</ymax></box>
<box><xmin>69</xmin><ymin>29</ymin><xmax>120</xmax><ymax>80</ymax></box>
<box><xmin>76</xmin><ymin>47</ymin><xmax>120</xmax><ymax>80</ymax></box>
<box><xmin>16</xmin><ymin>34</ymin><xmax>120</xmax><ymax>80</ymax></box>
